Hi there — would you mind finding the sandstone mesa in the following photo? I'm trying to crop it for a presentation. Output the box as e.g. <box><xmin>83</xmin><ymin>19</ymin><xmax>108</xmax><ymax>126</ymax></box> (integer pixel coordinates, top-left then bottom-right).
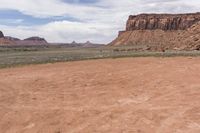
<box><xmin>111</xmin><ymin>12</ymin><xmax>200</xmax><ymax>51</ymax></box>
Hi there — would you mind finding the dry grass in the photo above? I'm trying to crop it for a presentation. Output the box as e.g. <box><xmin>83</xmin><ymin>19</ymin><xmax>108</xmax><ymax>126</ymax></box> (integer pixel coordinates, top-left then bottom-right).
<box><xmin>1</xmin><ymin>45</ymin><xmax>200</xmax><ymax>68</ymax></box>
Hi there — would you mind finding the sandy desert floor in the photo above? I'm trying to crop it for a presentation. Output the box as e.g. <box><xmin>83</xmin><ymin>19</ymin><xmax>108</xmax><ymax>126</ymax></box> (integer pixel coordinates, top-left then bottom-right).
<box><xmin>0</xmin><ymin>57</ymin><xmax>200</xmax><ymax>133</ymax></box>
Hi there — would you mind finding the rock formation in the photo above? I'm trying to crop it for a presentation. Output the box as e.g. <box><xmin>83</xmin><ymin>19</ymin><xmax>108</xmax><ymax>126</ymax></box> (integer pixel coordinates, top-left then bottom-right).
<box><xmin>0</xmin><ymin>31</ymin><xmax>4</xmax><ymax>38</ymax></box>
<box><xmin>126</xmin><ymin>13</ymin><xmax>200</xmax><ymax>31</ymax></box>
<box><xmin>110</xmin><ymin>12</ymin><xmax>200</xmax><ymax>51</ymax></box>
<box><xmin>0</xmin><ymin>32</ymin><xmax>48</xmax><ymax>46</ymax></box>
<box><xmin>19</xmin><ymin>37</ymin><xmax>48</xmax><ymax>45</ymax></box>
<box><xmin>4</xmin><ymin>36</ymin><xmax>20</xmax><ymax>41</ymax></box>
<box><xmin>24</xmin><ymin>37</ymin><xmax>47</xmax><ymax>42</ymax></box>
<box><xmin>0</xmin><ymin>31</ymin><xmax>14</xmax><ymax>45</ymax></box>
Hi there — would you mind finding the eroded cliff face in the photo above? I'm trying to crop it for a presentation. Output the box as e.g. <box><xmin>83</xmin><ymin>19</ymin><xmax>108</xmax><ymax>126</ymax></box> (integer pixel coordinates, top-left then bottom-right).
<box><xmin>110</xmin><ymin>13</ymin><xmax>200</xmax><ymax>51</ymax></box>
<box><xmin>126</xmin><ymin>13</ymin><xmax>200</xmax><ymax>31</ymax></box>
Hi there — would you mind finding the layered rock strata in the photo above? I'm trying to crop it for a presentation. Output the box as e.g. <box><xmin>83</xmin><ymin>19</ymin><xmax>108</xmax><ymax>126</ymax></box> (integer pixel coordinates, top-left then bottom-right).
<box><xmin>110</xmin><ymin>13</ymin><xmax>200</xmax><ymax>51</ymax></box>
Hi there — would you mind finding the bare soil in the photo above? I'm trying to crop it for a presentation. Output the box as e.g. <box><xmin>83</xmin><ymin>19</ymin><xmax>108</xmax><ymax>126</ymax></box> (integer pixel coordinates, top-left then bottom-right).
<box><xmin>0</xmin><ymin>57</ymin><xmax>200</xmax><ymax>133</ymax></box>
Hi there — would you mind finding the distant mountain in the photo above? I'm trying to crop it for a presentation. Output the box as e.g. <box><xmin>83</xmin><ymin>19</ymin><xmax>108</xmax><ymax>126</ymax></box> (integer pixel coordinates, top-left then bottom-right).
<box><xmin>0</xmin><ymin>31</ymin><xmax>48</xmax><ymax>46</ymax></box>
<box><xmin>22</xmin><ymin>36</ymin><xmax>48</xmax><ymax>45</ymax></box>
<box><xmin>24</xmin><ymin>37</ymin><xmax>47</xmax><ymax>42</ymax></box>
<box><xmin>71</xmin><ymin>41</ymin><xmax>77</xmax><ymax>45</ymax></box>
<box><xmin>0</xmin><ymin>32</ymin><xmax>13</xmax><ymax>45</ymax></box>
<box><xmin>0</xmin><ymin>31</ymin><xmax>104</xmax><ymax>47</ymax></box>
<box><xmin>4</xmin><ymin>36</ymin><xmax>21</xmax><ymax>41</ymax></box>
<box><xmin>50</xmin><ymin>41</ymin><xmax>105</xmax><ymax>48</ymax></box>
<box><xmin>82</xmin><ymin>41</ymin><xmax>99</xmax><ymax>47</ymax></box>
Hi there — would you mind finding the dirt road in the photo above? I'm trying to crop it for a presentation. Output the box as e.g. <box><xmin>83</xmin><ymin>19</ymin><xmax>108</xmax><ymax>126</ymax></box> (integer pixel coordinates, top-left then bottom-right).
<box><xmin>0</xmin><ymin>57</ymin><xmax>200</xmax><ymax>133</ymax></box>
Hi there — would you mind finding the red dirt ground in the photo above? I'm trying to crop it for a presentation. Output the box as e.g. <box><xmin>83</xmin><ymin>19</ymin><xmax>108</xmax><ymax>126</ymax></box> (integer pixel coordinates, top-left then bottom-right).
<box><xmin>0</xmin><ymin>57</ymin><xmax>200</xmax><ymax>133</ymax></box>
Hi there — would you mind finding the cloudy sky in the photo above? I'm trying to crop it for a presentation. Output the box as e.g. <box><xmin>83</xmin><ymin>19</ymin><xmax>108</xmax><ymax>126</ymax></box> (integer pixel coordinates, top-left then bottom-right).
<box><xmin>0</xmin><ymin>0</ymin><xmax>200</xmax><ymax>43</ymax></box>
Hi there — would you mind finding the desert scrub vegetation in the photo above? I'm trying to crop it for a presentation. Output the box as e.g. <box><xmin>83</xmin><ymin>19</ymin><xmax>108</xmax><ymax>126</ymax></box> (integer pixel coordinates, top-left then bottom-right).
<box><xmin>1</xmin><ymin>45</ymin><xmax>200</xmax><ymax>68</ymax></box>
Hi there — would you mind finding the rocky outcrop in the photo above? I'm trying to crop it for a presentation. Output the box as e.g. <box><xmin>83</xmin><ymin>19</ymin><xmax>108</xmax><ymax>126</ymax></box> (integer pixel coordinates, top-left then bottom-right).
<box><xmin>110</xmin><ymin>13</ymin><xmax>200</xmax><ymax>51</ymax></box>
<box><xmin>0</xmin><ymin>31</ymin><xmax>4</xmax><ymax>38</ymax></box>
<box><xmin>126</xmin><ymin>13</ymin><xmax>200</xmax><ymax>31</ymax></box>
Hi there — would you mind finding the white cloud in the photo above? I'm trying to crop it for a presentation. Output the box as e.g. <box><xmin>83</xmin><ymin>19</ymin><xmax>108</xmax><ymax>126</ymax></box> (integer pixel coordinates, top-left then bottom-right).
<box><xmin>0</xmin><ymin>0</ymin><xmax>200</xmax><ymax>43</ymax></box>
<box><xmin>0</xmin><ymin>19</ymin><xmax>24</xmax><ymax>24</ymax></box>
<box><xmin>0</xmin><ymin>0</ymin><xmax>103</xmax><ymax>18</ymax></box>
<box><xmin>0</xmin><ymin>20</ymin><xmax>119</xmax><ymax>43</ymax></box>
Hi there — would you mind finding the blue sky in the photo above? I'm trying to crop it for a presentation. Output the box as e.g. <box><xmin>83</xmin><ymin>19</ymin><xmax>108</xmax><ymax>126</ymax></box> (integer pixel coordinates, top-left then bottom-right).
<box><xmin>0</xmin><ymin>0</ymin><xmax>200</xmax><ymax>43</ymax></box>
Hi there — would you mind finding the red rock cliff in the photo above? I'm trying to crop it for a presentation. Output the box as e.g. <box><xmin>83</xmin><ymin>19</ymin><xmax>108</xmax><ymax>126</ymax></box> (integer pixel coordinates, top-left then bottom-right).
<box><xmin>110</xmin><ymin>13</ymin><xmax>200</xmax><ymax>51</ymax></box>
<box><xmin>126</xmin><ymin>13</ymin><xmax>200</xmax><ymax>31</ymax></box>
